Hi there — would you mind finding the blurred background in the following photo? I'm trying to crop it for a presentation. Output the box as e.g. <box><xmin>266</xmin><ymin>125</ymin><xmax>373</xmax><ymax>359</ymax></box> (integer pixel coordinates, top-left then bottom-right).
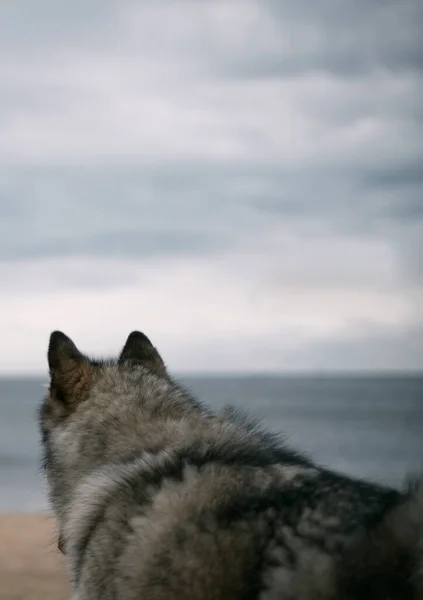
<box><xmin>0</xmin><ymin>0</ymin><xmax>422</xmax><ymax>511</ymax></box>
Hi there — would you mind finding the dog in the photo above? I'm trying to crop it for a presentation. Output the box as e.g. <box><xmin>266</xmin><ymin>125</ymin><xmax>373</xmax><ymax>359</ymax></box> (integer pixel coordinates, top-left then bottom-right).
<box><xmin>38</xmin><ymin>330</ymin><xmax>423</xmax><ymax>599</ymax></box>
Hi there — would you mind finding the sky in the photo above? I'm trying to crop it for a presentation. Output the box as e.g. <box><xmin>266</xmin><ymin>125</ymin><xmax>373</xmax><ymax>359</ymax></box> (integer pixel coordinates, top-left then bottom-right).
<box><xmin>0</xmin><ymin>0</ymin><xmax>422</xmax><ymax>374</ymax></box>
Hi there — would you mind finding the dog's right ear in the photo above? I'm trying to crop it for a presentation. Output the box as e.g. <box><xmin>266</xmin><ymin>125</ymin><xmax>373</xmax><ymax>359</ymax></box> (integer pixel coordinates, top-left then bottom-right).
<box><xmin>119</xmin><ymin>331</ymin><xmax>167</xmax><ymax>377</ymax></box>
<box><xmin>47</xmin><ymin>331</ymin><xmax>94</xmax><ymax>405</ymax></box>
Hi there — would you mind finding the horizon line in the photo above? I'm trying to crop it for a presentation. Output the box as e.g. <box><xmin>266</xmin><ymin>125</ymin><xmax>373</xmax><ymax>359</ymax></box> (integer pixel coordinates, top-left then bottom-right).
<box><xmin>0</xmin><ymin>369</ymin><xmax>422</xmax><ymax>380</ymax></box>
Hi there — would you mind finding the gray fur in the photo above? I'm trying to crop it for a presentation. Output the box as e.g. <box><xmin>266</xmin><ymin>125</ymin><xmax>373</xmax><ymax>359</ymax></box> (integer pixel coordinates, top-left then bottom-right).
<box><xmin>39</xmin><ymin>330</ymin><xmax>423</xmax><ymax>599</ymax></box>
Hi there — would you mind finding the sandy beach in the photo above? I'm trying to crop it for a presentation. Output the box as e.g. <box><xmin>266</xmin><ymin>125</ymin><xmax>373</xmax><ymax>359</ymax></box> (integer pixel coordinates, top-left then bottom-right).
<box><xmin>0</xmin><ymin>513</ymin><xmax>68</xmax><ymax>600</ymax></box>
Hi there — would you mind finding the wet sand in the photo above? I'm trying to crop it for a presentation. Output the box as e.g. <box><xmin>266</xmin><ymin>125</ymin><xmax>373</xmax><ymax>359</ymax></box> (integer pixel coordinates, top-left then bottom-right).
<box><xmin>0</xmin><ymin>513</ymin><xmax>68</xmax><ymax>600</ymax></box>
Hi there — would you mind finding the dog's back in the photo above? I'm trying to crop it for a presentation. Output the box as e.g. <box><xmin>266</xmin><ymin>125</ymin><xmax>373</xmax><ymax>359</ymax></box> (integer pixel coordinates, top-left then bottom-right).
<box><xmin>335</xmin><ymin>483</ymin><xmax>423</xmax><ymax>600</ymax></box>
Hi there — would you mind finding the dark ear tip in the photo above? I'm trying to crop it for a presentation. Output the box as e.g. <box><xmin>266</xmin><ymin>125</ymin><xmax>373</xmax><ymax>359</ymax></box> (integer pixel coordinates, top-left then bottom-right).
<box><xmin>49</xmin><ymin>330</ymin><xmax>69</xmax><ymax>344</ymax></box>
<box><xmin>48</xmin><ymin>331</ymin><xmax>73</xmax><ymax>353</ymax></box>
<box><xmin>119</xmin><ymin>330</ymin><xmax>156</xmax><ymax>364</ymax></box>
<box><xmin>119</xmin><ymin>330</ymin><xmax>166</xmax><ymax>375</ymax></box>
<box><xmin>47</xmin><ymin>331</ymin><xmax>80</xmax><ymax>371</ymax></box>
<box><xmin>127</xmin><ymin>331</ymin><xmax>152</xmax><ymax>344</ymax></box>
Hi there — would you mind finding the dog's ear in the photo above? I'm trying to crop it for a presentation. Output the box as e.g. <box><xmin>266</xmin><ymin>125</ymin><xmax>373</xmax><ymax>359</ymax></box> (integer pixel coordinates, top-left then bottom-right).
<box><xmin>119</xmin><ymin>331</ymin><xmax>167</xmax><ymax>377</ymax></box>
<box><xmin>47</xmin><ymin>331</ymin><xmax>94</xmax><ymax>405</ymax></box>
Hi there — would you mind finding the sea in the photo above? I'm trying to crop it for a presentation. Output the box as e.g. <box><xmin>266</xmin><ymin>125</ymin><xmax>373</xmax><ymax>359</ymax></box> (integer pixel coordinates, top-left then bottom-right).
<box><xmin>0</xmin><ymin>375</ymin><xmax>422</xmax><ymax>512</ymax></box>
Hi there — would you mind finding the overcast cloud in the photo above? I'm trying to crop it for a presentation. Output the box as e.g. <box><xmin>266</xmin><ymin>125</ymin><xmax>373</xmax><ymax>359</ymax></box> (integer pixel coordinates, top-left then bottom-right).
<box><xmin>0</xmin><ymin>0</ymin><xmax>422</xmax><ymax>374</ymax></box>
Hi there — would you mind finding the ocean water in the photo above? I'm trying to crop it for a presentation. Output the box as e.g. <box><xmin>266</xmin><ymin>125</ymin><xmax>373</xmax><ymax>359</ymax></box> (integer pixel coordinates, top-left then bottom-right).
<box><xmin>0</xmin><ymin>375</ymin><xmax>422</xmax><ymax>511</ymax></box>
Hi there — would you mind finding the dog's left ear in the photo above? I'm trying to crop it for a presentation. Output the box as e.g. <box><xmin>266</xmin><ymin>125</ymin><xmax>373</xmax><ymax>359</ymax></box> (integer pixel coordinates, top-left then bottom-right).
<box><xmin>47</xmin><ymin>331</ymin><xmax>94</xmax><ymax>405</ymax></box>
<box><xmin>119</xmin><ymin>331</ymin><xmax>167</xmax><ymax>377</ymax></box>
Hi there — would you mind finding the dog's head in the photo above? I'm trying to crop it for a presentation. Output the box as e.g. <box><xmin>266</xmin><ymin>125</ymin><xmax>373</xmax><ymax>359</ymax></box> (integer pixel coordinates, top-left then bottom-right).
<box><xmin>38</xmin><ymin>330</ymin><xmax>189</xmax><ymax>551</ymax></box>
<box><xmin>39</xmin><ymin>330</ymin><xmax>168</xmax><ymax>440</ymax></box>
